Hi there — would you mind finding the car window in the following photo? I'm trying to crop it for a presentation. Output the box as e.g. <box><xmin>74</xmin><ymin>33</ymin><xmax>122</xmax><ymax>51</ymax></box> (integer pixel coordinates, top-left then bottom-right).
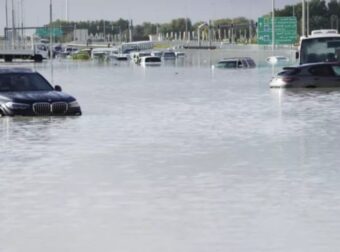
<box><xmin>278</xmin><ymin>68</ymin><xmax>300</xmax><ymax>76</ymax></box>
<box><xmin>218</xmin><ymin>61</ymin><xmax>237</xmax><ymax>68</ymax></box>
<box><xmin>145</xmin><ymin>57</ymin><xmax>161</xmax><ymax>63</ymax></box>
<box><xmin>246</xmin><ymin>59</ymin><xmax>256</xmax><ymax>67</ymax></box>
<box><xmin>331</xmin><ymin>66</ymin><xmax>340</xmax><ymax>76</ymax></box>
<box><xmin>241</xmin><ymin>60</ymin><xmax>248</xmax><ymax>67</ymax></box>
<box><xmin>0</xmin><ymin>73</ymin><xmax>54</xmax><ymax>92</ymax></box>
<box><xmin>308</xmin><ymin>65</ymin><xmax>335</xmax><ymax>76</ymax></box>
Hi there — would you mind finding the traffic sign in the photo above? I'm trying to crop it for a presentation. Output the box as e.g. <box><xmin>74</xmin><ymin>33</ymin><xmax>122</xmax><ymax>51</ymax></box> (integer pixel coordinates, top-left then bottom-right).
<box><xmin>257</xmin><ymin>16</ymin><xmax>297</xmax><ymax>45</ymax></box>
<box><xmin>36</xmin><ymin>27</ymin><xmax>63</xmax><ymax>38</ymax></box>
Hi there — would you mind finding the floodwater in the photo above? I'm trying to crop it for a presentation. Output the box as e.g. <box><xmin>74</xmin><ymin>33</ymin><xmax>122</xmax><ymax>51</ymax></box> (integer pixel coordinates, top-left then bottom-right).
<box><xmin>1</xmin><ymin>51</ymin><xmax>340</xmax><ymax>252</ymax></box>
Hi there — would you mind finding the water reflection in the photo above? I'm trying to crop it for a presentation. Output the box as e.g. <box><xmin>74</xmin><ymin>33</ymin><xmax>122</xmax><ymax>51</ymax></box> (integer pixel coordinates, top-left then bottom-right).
<box><xmin>271</xmin><ymin>87</ymin><xmax>340</xmax><ymax>101</ymax></box>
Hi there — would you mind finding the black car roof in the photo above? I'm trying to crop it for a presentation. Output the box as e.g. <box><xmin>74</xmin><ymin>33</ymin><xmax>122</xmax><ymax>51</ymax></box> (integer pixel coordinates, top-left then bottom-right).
<box><xmin>0</xmin><ymin>68</ymin><xmax>34</xmax><ymax>74</ymax></box>
<box><xmin>299</xmin><ymin>62</ymin><xmax>340</xmax><ymax>68</ymax></box>
<box><xmin>283</xmin><ymin>62</ymin><xmax>340</xmax><ymax>71</ymax></box>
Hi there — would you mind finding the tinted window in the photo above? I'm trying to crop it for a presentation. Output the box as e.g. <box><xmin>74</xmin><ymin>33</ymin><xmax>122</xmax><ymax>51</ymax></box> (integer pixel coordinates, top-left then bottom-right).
<box><xmin>217</xmin><ymin>61</ymin><xmax>237</xmax><ymax>68</ymax></box>
<box><xmin>332</xmin><ymin>65</ymin><xmax>340</xmax><ymax>76</ymax></box>
<box><xmin>278</xmin><ymin>68</ymin><xmax>300</xmax><ymax>76</ymax></box>
<box><xmin>0</xmin><ymin>73</ymin><xmax>53</xmax><ymax>92</ymax></box>
<box><xmin>145</xmin><ymin>57</ymin><xmax>161</xmax><ymax>63</ymax></box>
<box><xmin>308</xmin><ymin>65</ymin><xmax>335</xmax><ymax>76</ymax></box>
<box><xmin>246</xmin><ymin>58</ymin><xmax>256</xmax><ymax>67</ymax></box>
<box><xmin>300</xmin><ymin>37</ymin><xmax>340</xmax><ymax>64</ymax></box>
<box><xmin>163</xmin><ymin>52</ymin><xmax>175</xmax><ymax>57</ymax></box>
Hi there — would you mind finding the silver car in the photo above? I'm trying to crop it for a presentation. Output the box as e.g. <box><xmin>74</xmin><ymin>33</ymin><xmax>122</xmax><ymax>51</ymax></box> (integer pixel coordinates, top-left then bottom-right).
<box><xmin>215</xmin><ymin>57</ymin><xmax>256</xmax><ymax>69</ymax></box>
<box><xmin>270</xmin><ymin>62</ymin><xmax>340</xmax><ymax>88</ymax></box>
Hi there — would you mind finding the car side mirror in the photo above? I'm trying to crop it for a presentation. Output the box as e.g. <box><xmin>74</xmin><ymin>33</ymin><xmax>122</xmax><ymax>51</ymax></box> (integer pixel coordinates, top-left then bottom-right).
<box><xmin>55</xmin><ymin>85</ymin><xmax>62</xmax><ymax>92</ymax></box>
<box><xmin>295</xmin><ymin>51</ymin><xmax>299</xmax><ymax>59</ymax></box>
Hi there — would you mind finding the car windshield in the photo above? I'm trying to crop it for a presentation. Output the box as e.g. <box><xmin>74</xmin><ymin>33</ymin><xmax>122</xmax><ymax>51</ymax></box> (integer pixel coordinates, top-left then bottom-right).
<box><xmin>0</xmin><ymin>73</ymin><xmax>54</xmax><ymax>92</ymax></box>
<box><xmin>300</xmin><ymin>37</ymin><xmax>340</xmax><ymax>64</ymax></box>
<box><xmin>164</xmin><ymin>52</ymin><xmax>175</xmax><ymax>57</ymax></box>
<box><xmin>332</xmin><ymin>65</ymin><xmax>340</xmax><ymax>76</ymax></box>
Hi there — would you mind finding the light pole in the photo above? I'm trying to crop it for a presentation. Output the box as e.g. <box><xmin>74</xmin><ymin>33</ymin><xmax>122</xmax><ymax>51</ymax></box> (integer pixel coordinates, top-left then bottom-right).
<box><xmin>50</xmin><ymin>0</ymin><xmax>53</xmax><ymax>59</ymax></box>
<box><xmin>11</xmin><ymin>0</ymin><xmax>15</xmax><ymax>48</ymax></box>
<box><xmin>65</xmin><ymin>0</ymin><xmax>69</xmax><ymax>21</ymax></box>
<box><xmin>302</xmin><ymin>0</ymin><xmax>305</xmax><ymax>37</ymax></box>
<box><xmin>272</xmin><ymin>0</ymin><xmax>275</xmax><ymax>52</ymax></box>
<box><xmin>103</xmin><ymin>20</ymin><xmax>106</xmax><ymax>42</ymax></box>
<box><xmin>50</xmin><ymin>0</ymin><xmax>54</xmax><ymax>84</ymax></box>
<box><xmin>20</xmin><ymin>0</ymin><xmax>24</xmax><ymax>41</ymax></box>
<box><xmin>307</xmin><ymin>0</ymin><xmax>310</xmax><ymax>36</ymax></box>
<box><xmin>5</xmin><ymin>0</ymin><xmax>9</xmax><ymax>28</ymax></box>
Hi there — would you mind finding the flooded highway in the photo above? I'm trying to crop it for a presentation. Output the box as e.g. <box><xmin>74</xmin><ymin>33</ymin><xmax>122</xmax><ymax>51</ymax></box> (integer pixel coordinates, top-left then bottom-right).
<box><xmin>1</xmin><ymin>52</ymin><xmax>340</xmax><ymax>252</ymax></box>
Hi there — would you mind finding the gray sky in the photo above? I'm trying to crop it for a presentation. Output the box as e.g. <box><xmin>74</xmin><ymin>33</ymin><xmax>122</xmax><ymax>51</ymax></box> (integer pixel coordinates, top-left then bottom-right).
<box><xmin>1</xmin><ymin>0</ymin><xmax>301</xmax><ymax>35</ymax></box>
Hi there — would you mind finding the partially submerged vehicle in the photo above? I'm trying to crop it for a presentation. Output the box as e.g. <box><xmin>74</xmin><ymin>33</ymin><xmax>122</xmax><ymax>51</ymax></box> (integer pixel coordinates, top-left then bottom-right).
<box><xmin>215</xmin><ymin>57</ymin><xmax>256</xmax><ymax>69</ymax></box>
<box><xmin>175</xmin><ymin>51</ymin><xmax>185</xmax><ymax>57</ymax></box>
<box><xmin>270</xmin><ymin>62</ymin><xmax>340</xmax><ymax>88</ymax></box>
<box><xmin>140</xmin><ymin>56</ymin><xmax>162</xmax><ymax>66</ymax></box>
<box><xmin>0</xmin><ymin>43</ymin><xmax>49</xmax><ymax>62</ymax></box>
<box><xmin>162</xmin><ymin>51</ymin><xmax>176</xmax><ymax>60</ymax></box>
<box><xmin>297</xmin><ymin>29</ymin><xmax>340</xmax><ymax>65</ymax></box>
<box><xmin>0</xmin><ymin>68</ymin><xmax>81</xmax><ymax>116</ymax></box>
<box><xmin>266</xmin><ymin>56</ymin><xmax>289</xmax><ymax>65</ymax></box>
<box><xmin>91</xmin><ymin>48</ymin><xmax>117</xmax><ymax>60</ymax></box>
<box><xmin>151</xmin><ymin>51</ymin><xmax>163</xmax><ymax>57</ymax></box>
<box><xmin>131</xmin><ymin>52</ymin><xmax>152</xmax><ymax>64</ymax></box>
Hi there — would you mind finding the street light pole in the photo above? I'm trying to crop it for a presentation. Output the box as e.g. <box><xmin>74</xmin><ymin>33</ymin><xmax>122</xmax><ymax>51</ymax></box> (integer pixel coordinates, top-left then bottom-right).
<box><xmin>66</xmin><ymin>0</ymin><xmax>69</xmax><ymax>21</ymax></box>
<box><xmin>21</xmin><ymin>0</ymin><xmax>24</xmax><ymax>40</ymax></box>
<box><xmin>50</xmin><ymin>0</ymin><xmax>54</xmax><ymax>83</ymax></box>
<box><xmin>302</xmin><ymin>0</ymin><xmax>305</xmax><ymax>37</ymax></box>
<box><xmin>307</xmin><ymin>0</ymin><xmax>310</xmax><ymax>36</ymax></box>
<box><xmin>50</xmin><ymin>0</ymin><xmax>53</xmax><ymax>59</ymax></box>
<box><xmin>272</xmin><ymin>0</ymin><xmax>275</xmax><ymax>52</ymax></box>
<box><xmin>5</xmin><ymin>0</ymin><xmax>9</xmax><ymax>28</ymax></box>
<box><xmin>11</xmin><ymin>0</ymin><xmax>15</xmax><ymax>48</ymax></box>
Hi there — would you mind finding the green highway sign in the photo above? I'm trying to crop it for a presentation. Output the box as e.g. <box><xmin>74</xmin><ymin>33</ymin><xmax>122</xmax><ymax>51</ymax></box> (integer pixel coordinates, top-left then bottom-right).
<box><xmin>257</xmin><ymin>16</ymin><xmax>297</xmax><ymax>45</ymax></box>
<box><xmin>35</xmin><ymin>27</ymin><xmax>63</xmax><ymax>38</ymax></box>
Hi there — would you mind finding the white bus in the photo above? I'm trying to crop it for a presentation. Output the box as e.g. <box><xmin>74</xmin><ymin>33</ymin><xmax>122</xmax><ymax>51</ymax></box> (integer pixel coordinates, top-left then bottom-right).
<box><xmin>298</xmin><ymin>29</ymin><xmax>340</xmax><ymax>65</ymax></box>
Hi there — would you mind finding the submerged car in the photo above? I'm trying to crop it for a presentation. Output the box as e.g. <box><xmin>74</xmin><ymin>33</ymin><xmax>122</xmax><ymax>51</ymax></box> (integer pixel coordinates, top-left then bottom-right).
<box><xmin>270</xmin><ymin>62</ymin><xmax>340</xmax><ymax>88</ymax></box>
<box><xmin>140</xmin><ymin>56</ymin><xmax>162</xmax><ymax>66</ymax></box>
<box><xmin>215</xmin><ymin>57</ymin><xmax>256</xmax><ymax>69</ymax></box>
<box><xmin>0</xmin><ymin>68</ymin><xmax>81</xmax><ymax>116</ymax></box>
<box><xmin>162</xmin><ymin>51</ymin><xmax>176</xmax><ymax>60</ymax></box>
<box><xmin>266</xmin><ymin>55</ymin><xmax>290</xmax><ymax>65</ymax></box>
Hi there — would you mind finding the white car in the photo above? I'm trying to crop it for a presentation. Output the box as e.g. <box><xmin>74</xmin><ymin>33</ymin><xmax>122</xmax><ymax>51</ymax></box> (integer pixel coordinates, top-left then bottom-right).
<box><xmin>140</xmin><ymin>56</ymin><xmax>161</xmax><ymax>66</ymax></box>
<box><xmin>215</xmin><ymin>57</ymin><xmax>256</xmax><ymax>69</ymax></box>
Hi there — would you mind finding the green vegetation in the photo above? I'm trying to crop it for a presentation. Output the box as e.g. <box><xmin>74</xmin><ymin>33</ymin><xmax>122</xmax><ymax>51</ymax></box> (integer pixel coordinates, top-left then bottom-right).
<box><xmin>275</xmin><ymin>0</ymin><xmax>340</xmax><ymax>34</ymax></box>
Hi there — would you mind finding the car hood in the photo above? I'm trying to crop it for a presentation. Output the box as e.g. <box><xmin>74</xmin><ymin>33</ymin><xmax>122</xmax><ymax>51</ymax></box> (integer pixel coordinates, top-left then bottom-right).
<box><xmin>0</xmin><ymin>91</ymin><xmax>76</xmax><ymax>104</ymax></box>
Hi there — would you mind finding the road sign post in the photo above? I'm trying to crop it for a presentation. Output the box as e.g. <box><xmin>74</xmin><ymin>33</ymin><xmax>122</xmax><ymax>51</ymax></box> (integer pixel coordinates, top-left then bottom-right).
<box><xmin>257</xmin><ymin>16</ymin><xmax>297</xmax><ymax>45</ymax></box>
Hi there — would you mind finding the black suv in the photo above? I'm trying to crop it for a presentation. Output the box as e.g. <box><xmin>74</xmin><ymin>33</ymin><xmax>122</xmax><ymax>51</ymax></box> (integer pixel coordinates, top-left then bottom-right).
<box><xmin>0</xmin><ymin>68</ymin><xmax>81</xmax><ymax>116</ymax></box>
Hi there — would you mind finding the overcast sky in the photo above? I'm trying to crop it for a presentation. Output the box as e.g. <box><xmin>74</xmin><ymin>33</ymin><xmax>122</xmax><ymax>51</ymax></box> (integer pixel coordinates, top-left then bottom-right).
<box><xmin>1</xmin><ymin>0</ymin><xmax>301</xmax><ymax>35</ymax></box>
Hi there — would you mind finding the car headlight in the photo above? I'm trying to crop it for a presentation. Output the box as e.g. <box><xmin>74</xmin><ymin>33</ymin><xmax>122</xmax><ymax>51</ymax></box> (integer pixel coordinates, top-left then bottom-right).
<box><xmin>68</xmin><ymin>100</ymin><xmax>80</xmax><ymax>108</ymax></box>
<box><xmin>5</xmin><ymin>102</ymin><xmax>30</xmax><ymax>110</ymax></box>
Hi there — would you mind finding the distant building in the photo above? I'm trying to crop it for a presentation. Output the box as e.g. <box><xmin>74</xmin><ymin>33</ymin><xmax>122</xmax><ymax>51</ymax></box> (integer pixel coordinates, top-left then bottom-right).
<box><xmin>73</xmin><ymin>29</ymin><xmax>89</xmax><ymax>43</ymax></box>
